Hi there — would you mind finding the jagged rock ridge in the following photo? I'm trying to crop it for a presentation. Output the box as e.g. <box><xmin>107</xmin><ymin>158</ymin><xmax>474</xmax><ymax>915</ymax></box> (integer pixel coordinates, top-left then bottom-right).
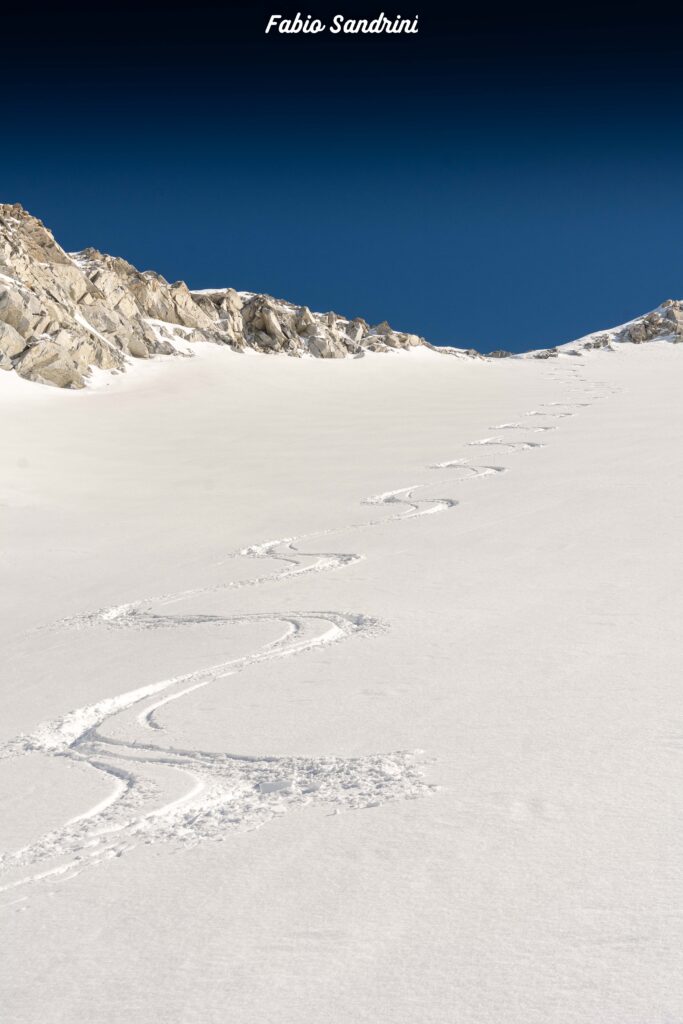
<box><xmin>0</xmin><ymin>204</ymin><xmax>426</xmax><ymax>389</ymax></box>
<box><xmin>2</xmin><ymin>203</ymin><xmax>682</xmax><ymax>389</ymax></box>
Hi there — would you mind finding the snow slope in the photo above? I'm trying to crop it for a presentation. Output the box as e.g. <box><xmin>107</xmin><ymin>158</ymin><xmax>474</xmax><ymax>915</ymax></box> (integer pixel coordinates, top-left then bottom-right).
<box><xmin>0</xmin><ymin>341</ymin><xmax>681</xmax><ymax>1022</ymax></box>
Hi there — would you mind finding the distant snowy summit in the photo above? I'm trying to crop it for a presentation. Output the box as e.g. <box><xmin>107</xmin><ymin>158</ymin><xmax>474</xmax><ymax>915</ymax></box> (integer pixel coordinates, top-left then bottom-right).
<box><xmin>0</xmin><ymin>203</ymin><xmax>682</xmax><ymax>389</ymax></box>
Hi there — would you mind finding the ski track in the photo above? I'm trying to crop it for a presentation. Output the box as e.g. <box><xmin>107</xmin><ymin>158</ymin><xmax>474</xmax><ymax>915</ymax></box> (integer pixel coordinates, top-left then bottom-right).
<box><xmin>0</xmin><ymin>367</ymin><xmax>615</xmax><ymax>897</ymax></box>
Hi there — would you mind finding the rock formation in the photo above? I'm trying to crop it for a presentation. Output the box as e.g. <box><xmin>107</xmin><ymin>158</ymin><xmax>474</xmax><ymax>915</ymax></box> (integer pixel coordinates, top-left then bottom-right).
<box><xmin>0</xmin><ymin>204</ymin><xmax>426</xmax><ymax>389</ymax></box>
<box><xmin>567</xmin><ymin>302</ymin><xmax>683</xmax><ymax>354</ymax></box>
<box><xmin>2</xmin><ymin>203</ymin><xmax>682</xmax><ymax>389</ymax></box>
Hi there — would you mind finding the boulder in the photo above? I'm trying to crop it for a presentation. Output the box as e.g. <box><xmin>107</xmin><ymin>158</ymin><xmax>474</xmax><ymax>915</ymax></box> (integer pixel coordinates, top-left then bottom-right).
<box><xmin>127</xmin><ymin>335</ymin><xmax>150</xmax><ymax>358</ymax></box>
<box><xmin>0</xmin><ymin>321</ymin><xmax>27</xmax><ymax>359</ymax></box>
<box><xmin>296</xmin><ymin>306</ymin><xmax>315</xmax><ymax>332</ymax></box>
<box><xmin>261</xmin><ymin>306</ymin><xmax>285</xmax><ymax>342</ymax></box>
<box><xmin>0</xmin><ymin>285</ymin><xmax>42</xmax><ymax>338</ymax></box>
<box><xmin>14</xmin><ymin>341</ymin><xmax>85</xmax><ymax>389</ymax></box>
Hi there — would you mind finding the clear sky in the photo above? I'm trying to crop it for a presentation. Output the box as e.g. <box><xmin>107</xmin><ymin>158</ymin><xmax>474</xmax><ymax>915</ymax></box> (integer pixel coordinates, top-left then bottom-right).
<box><xmin>4</xmin><ymin>3</ymin><xmax>683</xmax><ymax>352</ymax></box>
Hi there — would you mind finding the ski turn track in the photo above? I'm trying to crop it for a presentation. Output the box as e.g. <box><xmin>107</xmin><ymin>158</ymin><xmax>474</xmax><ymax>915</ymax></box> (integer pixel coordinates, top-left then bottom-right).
<box><xmin>0</xmin><ymin>364</ymin><xmax>616</xmax><ymax>897</ymax></box>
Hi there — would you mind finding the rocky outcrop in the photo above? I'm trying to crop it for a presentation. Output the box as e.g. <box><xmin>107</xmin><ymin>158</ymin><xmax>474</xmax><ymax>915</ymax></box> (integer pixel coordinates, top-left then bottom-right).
<box><xmin>2</xmin><ymin>203</ymin><xmax>682</xmax><ymax>390</ymax></box>
<box><xmin>0</xmin><ymin>205</ymin><xmax>179</xmax><ymax>388</ymax></box>
<box><xmin>0</xmin><ymin>204</ymin><xmax>429</xmax><ymax>389</ymax></box>
<box><xmin>522</xmin><ymin>301</ymin><xmax>683</xmax><ymax>360</ymax></box>
<box><xmin>582</xmin><ymin>334</ymin><xmax>613</xmax><ymax>351</ymax></box>
<box><xmin>572</xmin><ymin>301</ymin><xmax>683</xmax><ymax>353</ymax></box>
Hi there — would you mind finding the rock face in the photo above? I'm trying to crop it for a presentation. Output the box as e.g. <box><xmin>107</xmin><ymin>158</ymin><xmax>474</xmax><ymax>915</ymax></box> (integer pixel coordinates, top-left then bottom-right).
<box><xmin>0</xmin><ymin>204</ymin><xmax>427</xmax><ymax>389</ymax></box>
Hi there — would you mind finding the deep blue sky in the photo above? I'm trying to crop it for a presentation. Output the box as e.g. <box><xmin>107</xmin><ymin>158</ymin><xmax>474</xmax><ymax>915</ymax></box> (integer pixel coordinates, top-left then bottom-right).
<box><xmin>4</xmin><ymin>3</ymin><xmax>683</xmax><ymax>351</ymax></box>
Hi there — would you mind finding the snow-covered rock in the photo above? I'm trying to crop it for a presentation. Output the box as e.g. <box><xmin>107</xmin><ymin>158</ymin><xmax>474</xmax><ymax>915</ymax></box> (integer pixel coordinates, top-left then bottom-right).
<box><xmin>523</xmin><ymin>301</ymin><xmax>683</xmax><ymax>358</ymax></box>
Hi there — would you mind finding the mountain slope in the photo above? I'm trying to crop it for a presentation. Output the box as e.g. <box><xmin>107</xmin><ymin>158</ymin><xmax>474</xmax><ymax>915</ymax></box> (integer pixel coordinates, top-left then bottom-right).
<box><xmin>1</xmin><ymin>203</ymin><xmax>682</xmax><ymax>389</ymax></box>
<box><xmin>0</xmin><ymin>204</ymin><xmax>426</xmax><ymax>389</ymax></box>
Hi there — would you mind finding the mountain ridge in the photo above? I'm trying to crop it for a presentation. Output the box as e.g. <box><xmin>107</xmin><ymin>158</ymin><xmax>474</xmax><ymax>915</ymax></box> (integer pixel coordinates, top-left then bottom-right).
<box><xmin>1</xmin><ymin>203</ymin><xmax>682</xmax><ymax>389</ymax></box>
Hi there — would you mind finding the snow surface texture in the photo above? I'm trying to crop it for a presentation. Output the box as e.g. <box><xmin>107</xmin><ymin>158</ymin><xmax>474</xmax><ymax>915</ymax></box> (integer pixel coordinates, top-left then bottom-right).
<box><xmin>0</xmin><ymin>422</ymin><xmax>524</xmax><ymax>888</ymax></box>
<box><xmin>0</xmin><ymin>343</ymin><xmax>681</xmax><ymax>1023</ymax></box>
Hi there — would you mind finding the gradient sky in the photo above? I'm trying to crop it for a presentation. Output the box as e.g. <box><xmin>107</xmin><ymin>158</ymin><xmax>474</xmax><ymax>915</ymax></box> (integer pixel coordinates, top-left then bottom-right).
<box><xmin>4</xmin><ymin>3</ymin><xmax>683</xmax><ymax>351</ymax></box>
